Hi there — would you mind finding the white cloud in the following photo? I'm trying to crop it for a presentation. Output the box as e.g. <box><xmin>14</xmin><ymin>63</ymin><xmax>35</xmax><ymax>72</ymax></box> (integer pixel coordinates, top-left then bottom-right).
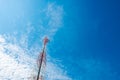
<box><xmin>46</xmin><ymin>62</ymin><xmax>71</xmax><ymax>80</ymax></box>
<box><xmin>0</xmin><ymin>35</ymin><xmax>5</xmax><ymax>43</ymax></box>
<box><xmin>46</xmin><ymin>3</ymin><xmax>64</xmax><ymax>37</ymax></box>
<box><xmin>0</xmin><ymin>2</ymin><xmax>71</xmax><ymax>80</ymax></box>
<box><xmin>34</xmin><ymin>3</ymin><xmax>64</xmax><ymax>39</ymax></box>
<box><xmin>0</xmin><ymin>34</ymin><xmax>71</xmax><ymax>80</ymax></box>
<box><xmin>46</xmin><ymin>3</ymin><xmax>63</xmax><ymax>28</ymax></box>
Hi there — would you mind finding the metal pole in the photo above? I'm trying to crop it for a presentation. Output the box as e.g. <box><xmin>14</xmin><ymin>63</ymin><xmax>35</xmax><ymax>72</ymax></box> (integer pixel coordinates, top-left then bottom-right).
<box><xmin>37</xmin><ymin>49</ymin><xmax>45</xmax><ymax>80</ymax></box>
<box><xmin>36</xmin><ymin>37</ymin><xmax>49</xmax><ymax>80</ymax></box>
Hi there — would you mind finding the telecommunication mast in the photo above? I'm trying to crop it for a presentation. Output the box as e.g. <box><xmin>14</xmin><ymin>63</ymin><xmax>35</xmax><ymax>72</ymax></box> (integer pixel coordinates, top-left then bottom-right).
<box><xmin>36</xmin><ymin>37</ymin><xmax>49</xmax><ymax>80</ymax></box>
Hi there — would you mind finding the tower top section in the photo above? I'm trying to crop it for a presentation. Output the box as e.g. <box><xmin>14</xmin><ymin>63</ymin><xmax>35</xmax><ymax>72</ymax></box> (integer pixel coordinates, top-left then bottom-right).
<box><xmin>43</xmin><ymin>37</ymin><xmax>49</xmax><ymax>47</ymax></box>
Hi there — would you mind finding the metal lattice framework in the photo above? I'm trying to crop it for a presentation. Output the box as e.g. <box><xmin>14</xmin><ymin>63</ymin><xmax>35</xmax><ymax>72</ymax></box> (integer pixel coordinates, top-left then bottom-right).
<box><xmin>36</xmin><ymin>37</ymin><xmax>49</xmax><ymax>80</ymax></box>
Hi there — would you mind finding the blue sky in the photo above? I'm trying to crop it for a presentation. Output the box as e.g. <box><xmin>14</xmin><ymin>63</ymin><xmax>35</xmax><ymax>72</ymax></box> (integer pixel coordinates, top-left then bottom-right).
<box><xmin>0</xmin><ymin>0</ymin><xmax>120</xmax><ymax>80</ymax></box>
<box><xmin>49</xmin><ymin>0</ymin><xmax>120</xmax><ymax>79</ymax></box>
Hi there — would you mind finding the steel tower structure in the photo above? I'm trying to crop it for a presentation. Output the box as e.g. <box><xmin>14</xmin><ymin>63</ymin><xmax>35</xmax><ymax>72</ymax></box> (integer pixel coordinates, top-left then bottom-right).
<box><xmin>36</xmin><ymin>37</ymin><xmax>49</xmax><ymax>80</ymax></box>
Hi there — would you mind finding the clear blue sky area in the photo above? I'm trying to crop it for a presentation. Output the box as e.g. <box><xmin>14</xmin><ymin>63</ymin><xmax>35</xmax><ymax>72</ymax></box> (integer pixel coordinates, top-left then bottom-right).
<box><xmin>49</xmin><ymin>0</ymin><xmax>120</xmax><ymax>79</ymax></box>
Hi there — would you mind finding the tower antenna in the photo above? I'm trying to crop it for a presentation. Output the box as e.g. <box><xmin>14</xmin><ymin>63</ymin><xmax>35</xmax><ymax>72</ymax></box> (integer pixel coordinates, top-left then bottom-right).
<box><xmin>37</xmin><ymin>37</ymin><xmax>49</xmax><ymax>80</ymax></box>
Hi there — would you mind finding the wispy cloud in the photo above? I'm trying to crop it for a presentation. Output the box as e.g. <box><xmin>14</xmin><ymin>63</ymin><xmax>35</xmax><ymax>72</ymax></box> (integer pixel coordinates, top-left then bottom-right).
<box><xmin>0</xmin><ymin>35</ymin><xmax>35</xmax><ymax>80</ymax></box>
<box><xmin>46</xmin><ymin>3</ymin><xmax>63</xmax><ymax>35</ymax></box>
<box><xmin>33</xmin><ymin>3</ymin><xmax>64</xmax><ymax>39</ymax></box>
<box><xmin>0</xmin><ymin>34</ymin><xmax>71</xmax><ymax>80</ymax></box>
<box><xmin>0</xmin><ymin>2</ymin><xmax>71</xmax><ymax>80</ymax></box>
